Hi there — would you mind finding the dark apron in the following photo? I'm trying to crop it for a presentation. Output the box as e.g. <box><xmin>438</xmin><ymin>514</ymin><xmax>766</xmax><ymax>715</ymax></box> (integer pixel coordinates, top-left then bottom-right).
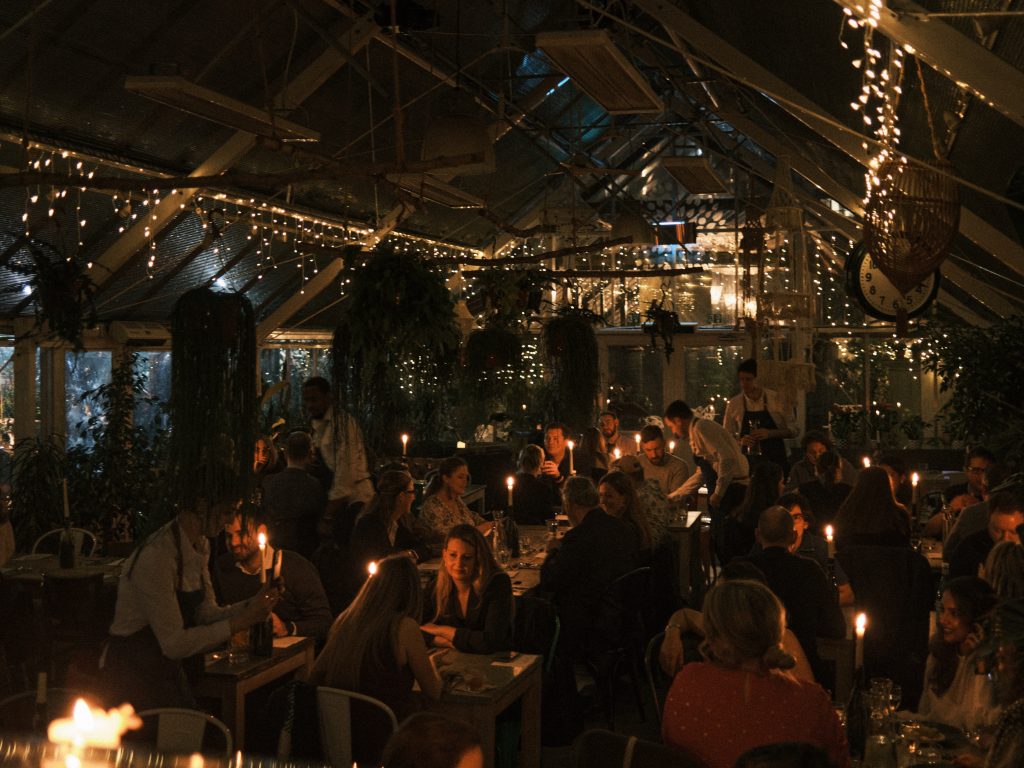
<box><xmin>741</xmin><ymin>399</ymin><xmax>789</xmax><ymax>474</ymax></box>
<box><xmin>103</xmin><ymin>524</ymin><xmax>206</xmax><ymax>710</ymax></box>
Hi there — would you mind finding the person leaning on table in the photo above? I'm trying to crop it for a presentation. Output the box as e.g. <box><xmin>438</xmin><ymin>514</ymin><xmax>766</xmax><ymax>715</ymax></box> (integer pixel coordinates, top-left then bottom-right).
<box><xmin>103</xmin><ymin>495</ymin><xmax>280</xmax><ymax>710</ymax></box>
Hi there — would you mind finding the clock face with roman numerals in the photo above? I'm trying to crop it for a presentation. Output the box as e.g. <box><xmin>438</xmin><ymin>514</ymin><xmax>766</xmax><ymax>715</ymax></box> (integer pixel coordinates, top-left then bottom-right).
<box><xmin>845</xmin><ymin>241</ymin><xmax>940</xmax><ymax>321</ymax></box>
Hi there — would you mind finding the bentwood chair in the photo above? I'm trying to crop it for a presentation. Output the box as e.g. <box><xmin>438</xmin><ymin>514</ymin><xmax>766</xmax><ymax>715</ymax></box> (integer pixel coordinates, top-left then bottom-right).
<box><xmin>573</xmin><ymin>728</ymin><xmax>699</xmax><ymax>768</ymax></box>
<box><xmin>316</xmin><ymin>687</ymin><xmax>398</xmax><ymax>768</ymax></box>
<box><xmin>134</xmin><ymin>708</ymin><xmax>233</xmax><ymax>758</ymax></box>
<box><xmin>32</xmin><ymin>528</ymin><xmax>98</xmax><ymax>557</ymax></box>
<box><xmin>0</xmin><ymin>687</ymin><xmax>93</xmax><ymax>734</ymax></box>
<box><xmin>643</xmin><ymin>631</ymin><xmax>671</xmax><ymax>720</ymax></box>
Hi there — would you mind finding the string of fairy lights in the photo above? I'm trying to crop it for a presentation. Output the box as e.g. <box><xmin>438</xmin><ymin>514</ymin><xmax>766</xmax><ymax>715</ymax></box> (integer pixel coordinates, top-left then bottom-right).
<box><xmin>8</xmin><ymin>133</ymin><xmax>942</xmax><ymax>399</ymax></box>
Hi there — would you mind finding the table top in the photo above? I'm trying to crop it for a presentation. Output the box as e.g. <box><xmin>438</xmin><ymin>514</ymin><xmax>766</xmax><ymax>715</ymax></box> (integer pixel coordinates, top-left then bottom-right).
<box><xmin>1</xmin><ymin>553</ymin><xmax>124</xmax><ymax>584</ymax></box>
<box><xmin>201</xmin><ymin>635</ymin><xmax>314</xmax><ymax>679</ymax></box>
<box><xmin>435</xmin><ymin>650</ymin><xmax>541</xmax><ymax>703</ymax></box>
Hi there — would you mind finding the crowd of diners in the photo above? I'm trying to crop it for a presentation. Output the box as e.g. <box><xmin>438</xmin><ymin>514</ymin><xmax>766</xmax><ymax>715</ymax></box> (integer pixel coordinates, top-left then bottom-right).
<box><xmin>84</xmin><ymin>365</ymin><xmax>1024</xmax><ymax>768</ymax></box>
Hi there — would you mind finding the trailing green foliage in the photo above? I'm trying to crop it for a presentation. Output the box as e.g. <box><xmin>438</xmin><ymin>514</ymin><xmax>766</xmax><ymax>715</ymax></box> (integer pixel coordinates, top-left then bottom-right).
<box><xmin>66</xmin><ymin>352</ymin><xmax>171</xmax><ymax>541</ymax></box>
<box><xmin>169</xmin><ymin>288</ymin><xmax>257</xmax><ymax>510</ymax></box>
<box><xmin>332</xmin><ymin>247</ymin><xmax>460</xmax><ymax>457</ymax></box>
<box><xmin>924</xmin><ymin>318</ymin><xmax>1024</xmax><ymax>467</ymax></box>
<box><xmin>541</xmin><ymin>308</ymin><xmax>600</xmax><ymax>432</ymax></box>
<box><xmin>466</xmin><ymin>268</ymin><xmax>551</xmax><ymax>329</ymax></box>
<box><xmin>11</xmin><ymin>436</ymin><xmax>66</xmax><ymax>551</ymax></box>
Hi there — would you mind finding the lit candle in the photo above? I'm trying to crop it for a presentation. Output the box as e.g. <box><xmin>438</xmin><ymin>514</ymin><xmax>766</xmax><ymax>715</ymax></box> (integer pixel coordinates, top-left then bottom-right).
<box><xmin>911</xmin><ymin>472</ymin><xmax>920</xmax><ymax>507</ymax></box>
<box><xmin>257</xmin><ymin>532</ymin><xmax>267</xmax><ymax>584</ymax></box>
<box><xmin>668</xmin><ymin>440</ymin><xmax>676</xmax><ymax>453</ymax></box>
<box><xmin>47</xmin><ymin>699</ymin><xmax>141</xmax><ymax>749</ymax></box>
<box><xmin>273</xmin><ymin>549</ymin><xmax>282</xmax><ymax>581</ymax></box>
<box><xmin>367</xmin><ymin>560</ymin><xmax>378</xmax><ymax>576</ymax></box>
<box><xmin>567</xmin><ymin>440</ymin><xmax>575</xmax><ymax>475</ymax></box>
<box><xmin>824</xmin><ymin>525</ymin><xmax>835</xmax><ymax>558</ymax></box>
<box><xmin>63</xmin><ymin>479</ymin><xmax>70</xmax><ymax>521</ymax></box>
<box><xmin>506</xmin><ymin>475</ymin><xmax>515</xmax><ymax>507</ymax></box>
<box><xmin>855</xmin><ymin>612</ymin><xmax>867</xmax><ymax>670</ymax></box>
<box><xmin>634</xmin><ymin>433</ymin><xmax>642</xmax><ymax>454</ymax></box>
<box><xmin>613</xmin><ymin>447</ymin><xmax>621</xmax><ymax>461</ymax></box>
<box><xmin>401</xmin><ymin>433</ymin><xmax>409</xmax><ymax>457</ymax></box>
<box><xmin>862</xmin><ymin>456</ymin><xmax>871</xmax><ymax>468</ymax></box>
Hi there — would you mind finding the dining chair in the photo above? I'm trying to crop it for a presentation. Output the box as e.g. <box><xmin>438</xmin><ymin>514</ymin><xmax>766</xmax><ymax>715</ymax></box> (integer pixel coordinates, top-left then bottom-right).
<box><xmin>573</xmin><ymin>728</ymin><xmax>699</xmax><ymax>768</ymax></box>
<box><xmin>316</xmin><ymin>687</ymin><xmax>398</xmax><ymax>768</ymax></box>
<box><xmin>0</xmin><ymin>687</ymin><xmax>93</xmax><ymax>733</ymax></box>
<box><xmin>643</xmin><ymin>631</ymin><xmax>670</xmax><ymax>720</ymax></box>
<box><xmin>32</xmin><ymin>528</ymin><xmax>98</xmax><ymax>557</ymax></box>
<box><xmin>134</xmin><ymin>708</ymin><xmax>233</xmax><ymax>758</ymax></box>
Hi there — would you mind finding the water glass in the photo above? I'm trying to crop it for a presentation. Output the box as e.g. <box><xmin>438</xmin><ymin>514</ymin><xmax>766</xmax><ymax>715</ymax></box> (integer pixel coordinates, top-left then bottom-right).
<box><xmin>546</xmin><ymin>518</ymin><xmax>559</xmax><ymax>538</ymax></box>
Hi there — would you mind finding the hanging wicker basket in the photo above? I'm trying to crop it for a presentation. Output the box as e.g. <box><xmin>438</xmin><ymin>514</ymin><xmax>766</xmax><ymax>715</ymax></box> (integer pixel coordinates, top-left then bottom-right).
<box><xmin>864</xmin><ymin>157</ymin><xmax>959</xmax><ymax>295</ymax></box>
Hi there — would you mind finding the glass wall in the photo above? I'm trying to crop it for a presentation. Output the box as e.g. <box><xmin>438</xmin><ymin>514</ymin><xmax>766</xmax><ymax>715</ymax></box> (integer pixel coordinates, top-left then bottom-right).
<box><xmin>682</xmin><ymin>345</ymin><xmax>745</xmax><ymax>421</ymax></box>
<box><xmin>66</xmin><ymin>351</ymin><xmax>112</xmax><ymax>448</ymax></box>
<box><xmin>134</xmin><ymin>352</ymin><xmax>172</xmax><ymax>437</ymax></box>
<box><xmin>606</xmin><ymin>346</ymin><xmax>664</xmax><ymax>429</ymax></box>
<box><xmin>0</xmin><ymin>346</ymin><xmax>13</xmax><ymax>440</ymax></box>
<box><xmin>259</xmin><ymin>346</ymin><xmax>332</xmax><ymax>434</ymax></box>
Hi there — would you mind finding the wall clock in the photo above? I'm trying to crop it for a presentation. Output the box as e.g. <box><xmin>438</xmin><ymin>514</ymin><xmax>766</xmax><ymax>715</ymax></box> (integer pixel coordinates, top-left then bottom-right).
<box><xmin>844</xmin><ymin>241</ymin><xmax>940</xmax><ymax>321</ymax></box>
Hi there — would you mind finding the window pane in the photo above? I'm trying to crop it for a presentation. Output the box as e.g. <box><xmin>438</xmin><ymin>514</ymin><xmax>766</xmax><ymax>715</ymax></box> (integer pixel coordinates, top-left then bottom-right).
<box><xmin>66</xmin><ymin>351</ymin><xmax>113</xmax><ymax>449</ymax></box>
<box><xmin>682</xmin><ymin>346</ymin><xmax>745</xmax><ymax>421</ymax></box>
<box><xmin>260</xmin><ymin>347</ymin><xmax>329</xmax><ymax>433</ymax></box>
<box><xmin>0</xmin><ymin>346</ymin><xmax>12</xmax><ymax>441</ymax></box>
<box><xmin>133</xmin><ymin>352</ymin><xmax>172</xmax><ymax>438</ymax></box>
<box><xmin>606</xmin><ymin>347</ymin><xmax>664</xmax><ymax>429</ymax></box>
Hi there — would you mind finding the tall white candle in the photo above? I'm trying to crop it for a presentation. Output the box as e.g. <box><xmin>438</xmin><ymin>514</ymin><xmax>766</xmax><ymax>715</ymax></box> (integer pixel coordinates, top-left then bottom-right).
<box><xmin>613</xmin><ymin>447</ymin><xmax>621</xmax><ymax>461</ymax></box>
<box><xmin>855</xmin><ymin>612</ymin><xmax>867</xmax><ymax>670</ymax></box>
<box><xmin>825</xmin><ymin>525</ymin><xmax>835</xmax><ymax>558</ymax></box>
<box><xmin>257</xmin><ymin>532</ymin><xmax>267</xmax><ymax>584</ymax></box>
<box><xmin>567</xmin><ymin>440</ymin><xmax>575</xmax><ymax>475</ymax></box>
<box><xmin>634</xmin><ymin>433</ymin><xmax>641</xmax><ymax>454</ymax></box>
<box><xmin>911</xmin><ymin>472</ymin><xmax>920</xmax><ymax>507</ymax></box>
<box><xmin>506</xmin><ymin>475</ymin><xmax>515</xmax><ymax>507</ymax></box>
<box><xmin>401</xmin><ymin>433</ymin><xmax>409</xmax><ymax>457</ymax></box>
<box><xmin>668</xmin><ymin>440</ymin><xmax>676</xmax><ymax>453</ymax></box>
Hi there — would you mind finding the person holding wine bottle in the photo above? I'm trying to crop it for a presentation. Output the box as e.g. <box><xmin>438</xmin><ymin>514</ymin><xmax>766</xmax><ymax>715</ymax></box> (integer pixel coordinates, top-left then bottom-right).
<box><xmin>214</xmin><ymin>511</ymin><xmax>332</xmax><ymax>644</ymax></box>
<box><xmin>103</xmin><ymin>496</ymin><xmax>280</xmax><ymax>710</ymax></box>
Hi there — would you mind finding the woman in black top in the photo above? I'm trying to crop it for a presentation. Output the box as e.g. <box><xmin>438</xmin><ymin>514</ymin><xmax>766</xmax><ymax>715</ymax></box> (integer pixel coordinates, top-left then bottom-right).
<box><xmin>834</xmin><ymin>466</ymin><xmax>912</xmax><ymax>549</ymax></box>
<box><xmin>512</xmin><ymin>444</ymin><xmax>558</xmax><ymax>525</ymax></box>
<box><xmin>421</xmin><ymin>524</ymin><xmax>513</xmax><ymax>653</ymax></box>
<box><xmin>350</xmin><ymin>470</ymin><xmax>432</xmax><ymax>594</ymax></box>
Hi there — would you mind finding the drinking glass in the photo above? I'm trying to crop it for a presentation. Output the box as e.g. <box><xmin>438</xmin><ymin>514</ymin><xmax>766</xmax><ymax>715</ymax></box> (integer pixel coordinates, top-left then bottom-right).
<box><xmin>546</xmin><ymin>518</ymin><xmax>559</xmax><ymax>538</ymax></box>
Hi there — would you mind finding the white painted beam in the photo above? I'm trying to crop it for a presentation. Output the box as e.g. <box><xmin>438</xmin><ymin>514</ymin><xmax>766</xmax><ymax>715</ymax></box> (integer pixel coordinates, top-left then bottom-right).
<box><xmin>90</xmin><ymin>15</ymin><xmax>376</xmax><ymax>287</ymax></box>
<box><xmin>833</xmin><ymin>0</ymin><xmax>1024</xmax><ymax>130</ymax></box>
<box><xmin>256</xmin><ymin>258</ymin><xmax>345</xmax><ymax>341</ymax></box>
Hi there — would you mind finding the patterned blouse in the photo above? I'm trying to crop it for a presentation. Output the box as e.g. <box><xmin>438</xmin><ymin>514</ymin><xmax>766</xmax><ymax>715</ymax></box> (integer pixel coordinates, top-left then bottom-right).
<box><xmin>419</xmin><ymin>494</ymin><xmax>485</xmax><ymax>539</ymax></box>
<box><xmin>636</xmin><ymin>479</ymin><xmax>674</xmax><ymax>547</ymax></box>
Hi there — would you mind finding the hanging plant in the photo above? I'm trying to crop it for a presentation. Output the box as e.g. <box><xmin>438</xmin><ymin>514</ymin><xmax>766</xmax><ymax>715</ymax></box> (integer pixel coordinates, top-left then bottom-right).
<box><xmin>924</xmin><ymin>317</ymin><xmax>1024</xmax><ymax>468</ymax></box>
<box><xmin>541</xmin><ymin>308</ymin><xmax>601</xmax><ymax>432</ymax></box>
<box><xmin>168</xmin><ymin>287</ymin><xmax>257</xmax><ymax>514</ymax></box>
<box><xmin>5</xmin><ymin>233</ymin><xmax>97</xmax><ymax>350</ymax></box>
<box><xmin>465</xmin><ymin>268</ymin><xmax>552</xmax><ymax>329</ymax></box>
<box><xmin>333</xmin><ymin>246</ymin><xmax>460</xmax><ymax>457</ymax></box>
<box><xmin>11</xmin><ymin>436</ymin><xmax>67</xmax><ymax>551</ymax></box>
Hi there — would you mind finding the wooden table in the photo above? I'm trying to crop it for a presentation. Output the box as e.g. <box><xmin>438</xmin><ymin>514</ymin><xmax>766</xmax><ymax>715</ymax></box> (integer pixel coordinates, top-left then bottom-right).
<box><xmin>194</xmin><ymin>635</ymin><xmax>315</xmax><ymax>750</ymax></box>
<box><xmin>433</xmin><ymin>651</ymin><xmax>543</xmax><ymax>768</ymax></box>
<box><xmin>0</xmin><ymin>553</ymin><xmax>124</xmax><ymax>586</ymax></box>
<box><xmin>668</xmin><ymin>510</ymin><xmax>705</xmax><ymax>603</ymax></box>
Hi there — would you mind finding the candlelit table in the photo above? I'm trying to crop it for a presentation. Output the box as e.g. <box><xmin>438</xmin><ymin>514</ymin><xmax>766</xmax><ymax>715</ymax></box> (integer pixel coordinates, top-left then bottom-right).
<box><xmin>193</xmin><ymin>635</ymin><xmax>314</xmax><ymax>750</ymax></box>
<box><xmin>0</xmin><ymin>553</ymin><xmax>124</xmax><ymax>586</ymax></box>
<box><xmin>432</xmin><ymin>651</ymin><xmax>542</xmax><ymax>768</ymax></box>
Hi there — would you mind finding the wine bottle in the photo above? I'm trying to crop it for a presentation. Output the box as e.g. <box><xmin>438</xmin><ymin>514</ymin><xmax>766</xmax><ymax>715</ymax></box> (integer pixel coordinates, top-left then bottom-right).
<box><xmin>844</xmin><ymin>665</ymin><xmax>868</xmax><ymax>761</ymax></box>
<box><xmin>58</xmin><ymin>519</ymin><xmax>76</xmax><ymax>569</ymax></box>
<box><xmin>30</xmin><ymin>671</ymin><xmax>47</xmax><ymax>733</ymax></box>
<box><xmin>251</xmin><ymin>616</ymin><xmax>274</xmax><ymax>657</ymax></box>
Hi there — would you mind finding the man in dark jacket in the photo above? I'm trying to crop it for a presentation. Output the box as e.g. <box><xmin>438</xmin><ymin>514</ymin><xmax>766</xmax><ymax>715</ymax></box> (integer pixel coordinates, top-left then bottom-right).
<box><xmin>215</xmin><ymin>512</ymin><xmax>332</xmax><ymax>643</ymax></box>
<box><xmin>948</xmin><ymin>489</ymin><xmax>1024</xmax><ymax>579</ymax></box>
<box><xmin>744</xmin><ymin>506</ymin><xmax>846</xmax><ymax>683</ymax></box>
<box><xmin>540</xmin><ymin>475</ymin><xmax>634</xmax><ymax>656</ymax></box>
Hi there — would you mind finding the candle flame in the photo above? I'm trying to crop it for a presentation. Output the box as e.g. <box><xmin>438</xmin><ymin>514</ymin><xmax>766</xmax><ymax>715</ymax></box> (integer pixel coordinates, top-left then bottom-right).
<box><xmin>668</xmin><ymin>440</ymin><xmax>676</xmax><ymax>452</ymax></box>
<box><xmin>825</xmin><ymin>525</ymin><xmax>834</xmax><ymax>542</ymax></box>
<box><xmin>257</xmin><ymin>531</ymin><xmax>267</xmax><ymax>549</ymax></box>
<box><xmin>855</xmin><ymin>612</ymin><xmax>867</xmax><ymax>636</ymax></box>
<box><xmin>48</xmin><ymin>699</ymin><xmax>141</xmax><ymax>749</ymax></box>
<box><xmin>506</xmin><ymin>476</ymin><xmax>515</xmax><ymax>489</ymax></box>
<box><xmin>862</xmin><ymin>456</ymin><xmax>871</xmax><ymax>468</ymax></box>
<box><xmin>401</xmin><ymin>433</ymin><xmax>409</xmax><ymax>445</ymax></box>
<box><xmin>567</xmin><ymin>440</ymin><xmax>574</xmax><ymax>450</ymax></box>
<box><xmin>367</xmin><ymin>561</ymin><xmax>378</xmax><ymax>576</ymax></box>
<box><xmin>634</xmin><ymin>434</ymin><xmax>641</xmax><ymax>444</ymax></box>
<box><xmin>613</xmin><ymin>448</ymin><xmax>621</xmax><ymax>460</ymax></box>
<box><xmin>911</xmin><ymin>472</ymin><xmax>919</xmax><ymax>486</ymax></box>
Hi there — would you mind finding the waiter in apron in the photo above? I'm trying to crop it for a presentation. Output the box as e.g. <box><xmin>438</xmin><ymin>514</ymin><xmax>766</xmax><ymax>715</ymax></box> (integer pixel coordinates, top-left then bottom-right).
<box><xmin>103</xmin><ymin>497</ymin><xmax>279</xmax><ymax>710</ymax></box>
<box><xmin>722</xmin><ymin>359</ymin><xmax>796</xmax><ymax>475</ymax></box>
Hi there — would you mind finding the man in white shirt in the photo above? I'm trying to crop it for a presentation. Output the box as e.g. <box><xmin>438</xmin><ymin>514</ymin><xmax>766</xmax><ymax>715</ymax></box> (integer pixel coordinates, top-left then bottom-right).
<box><xmin>721</xmin><ymin>359</ymin><xmax>796</xmax><ymax>472</ymax></box>
<box><xmin>664</xmin><ymin>400</ymin><xmax>749</xmax><ymax>510</ymax></box>
<box><xmin>636</xmin><ymin>424</ymin><xmax>693</xmax><ymax>500</ymax></box>
<box><xmin>302</xmin><ymin>378</ymin><xmax>374</xmax><ymax>532</ymax></box>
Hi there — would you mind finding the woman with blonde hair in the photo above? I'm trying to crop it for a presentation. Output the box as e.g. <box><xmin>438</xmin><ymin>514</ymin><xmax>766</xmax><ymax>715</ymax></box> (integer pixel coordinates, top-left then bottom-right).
<box><xmin>312</xmin><ymin>553</ymin><xmax>442</xmax><ymax>763</ymax></box>
<box><xmin>661</xmin><ymin>579</ymin><xmax>848</xmax><ymax>768</ymax></box>
<box><xmin>421</xmin><ymin>524</ymin><xmax>513</xmax><ymax>653</ymax></box>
